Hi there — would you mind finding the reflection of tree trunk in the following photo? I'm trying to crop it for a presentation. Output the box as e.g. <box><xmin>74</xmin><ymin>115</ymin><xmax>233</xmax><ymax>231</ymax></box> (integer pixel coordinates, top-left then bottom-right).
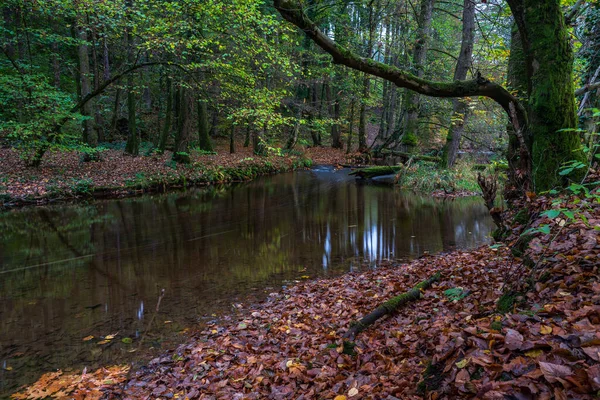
<box><xmin>38</xmin><ymin>210</ymin><xmax>131</xmax><ymax>291</ymax></box>
<box><xmin>356</xmin><ymin>183</ymin><xmax>365</xmax><ymax>258</ymax></box>
<box><xmin>438</xmin><ymin>204</ymin><xmax>456</xmax><ymax>250</ymax></box>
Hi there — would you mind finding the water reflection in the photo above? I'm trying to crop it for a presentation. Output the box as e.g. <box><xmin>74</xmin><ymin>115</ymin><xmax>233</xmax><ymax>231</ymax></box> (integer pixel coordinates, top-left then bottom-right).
<box><xmin>0</xmin><ymin>167</ymin><xmax>493</xmax><ymax>395</ymax></box>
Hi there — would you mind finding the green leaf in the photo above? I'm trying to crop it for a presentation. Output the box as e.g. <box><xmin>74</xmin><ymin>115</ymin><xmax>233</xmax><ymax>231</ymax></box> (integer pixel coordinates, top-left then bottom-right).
<box><xmin>558</xmin><ymin>167</ymin><xmax>573</xmax><ymax>176</ymax></box>
<box><xmin>562</xmin><ymin>210</ymin><xmax>574</xmax><ymax>220</ymax></box>
<box><xmin>538</xmin><ymin>225</ymin><xmax>551</xmax><ymax>235</ymax></box>
<box><xmin>542</xmin><ymin>209</ymin><xmax>560</xmax><ymax>219</ymax></box>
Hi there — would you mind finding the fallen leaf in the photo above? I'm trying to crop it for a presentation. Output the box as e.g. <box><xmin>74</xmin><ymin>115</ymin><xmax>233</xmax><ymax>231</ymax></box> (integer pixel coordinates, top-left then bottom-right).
<box><xmin>582</xmin><ymin>346</ymin><xmax>600</xmax><ymax>361</ymax></box>
<box><xmin>539</xmin><ymin>362</ymin><xmax>572</xmax><ymax>383</ymax></box>
<box><xmin>505</xmin><ymin>329</ymin><xmax>524</xmax><ymax>350</ymax></box>
<box><xmin>348</xmin><ymin>387</ymin><xmax>359</xmax><ymax>397</ymax></box>
<box><xmin>540</xmin><ymin>325</ymin><xmax>553</xmax><ymax>335</ymax></box>
<box><xmin>82</xmin><ymin>335</ymin><xmax>94</xmax><ymax>341</ymax></box>
<box><xmin>525</xmin><ymin>349</ymin><xmax>544</xmax><ymax>358</ymax></box>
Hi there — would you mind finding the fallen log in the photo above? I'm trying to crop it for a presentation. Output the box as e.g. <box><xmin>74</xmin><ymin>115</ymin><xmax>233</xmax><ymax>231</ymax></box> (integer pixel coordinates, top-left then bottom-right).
<box><xmin>349</xmin><ymin>165</ymin><xmax>402</xmax><ymax>179</ymax></box>
<box><xmin>380</xmin><ymin>149</ymin><xmax>441</xmax><ymax>163</ymax></box>
<box><xmin>344</xmin><ymin>272</ymin><xmax>441</xmax><ymax>341</ymax></box>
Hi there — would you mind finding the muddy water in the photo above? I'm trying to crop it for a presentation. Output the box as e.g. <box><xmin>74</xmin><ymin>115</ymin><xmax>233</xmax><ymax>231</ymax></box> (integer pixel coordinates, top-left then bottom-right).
<box><xmin>0</xmin><ymin>167</ymin><xmax>494</xmax><ymax>396</ymax></box>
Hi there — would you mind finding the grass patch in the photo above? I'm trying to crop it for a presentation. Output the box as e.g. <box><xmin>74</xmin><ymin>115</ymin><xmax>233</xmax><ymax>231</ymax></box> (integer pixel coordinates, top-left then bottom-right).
<box><xmin>396</xmin><ymin>160</ymin><xmax>482</xmax><ymax>193</ymax></box>
<box><xmin>497</xmin><ymin>291</ymin><xmax>519</xmax><ymax>314</ymax></box>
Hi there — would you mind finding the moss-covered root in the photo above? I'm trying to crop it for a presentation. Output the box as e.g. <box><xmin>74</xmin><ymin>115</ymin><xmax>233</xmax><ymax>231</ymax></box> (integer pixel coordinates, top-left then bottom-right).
<box><xmin>343</xmin><ymin>272</ymin><xmax>441</xmax><ymax>341</ymax></box>
<box><xmin>349</xmin><ymin>165</ymin><xmax>402</xmax><ymax>179</ymax></box>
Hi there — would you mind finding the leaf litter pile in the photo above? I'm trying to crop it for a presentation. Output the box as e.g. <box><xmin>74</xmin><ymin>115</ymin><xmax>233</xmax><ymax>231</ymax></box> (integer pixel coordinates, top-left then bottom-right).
<box><xmin>12</xmin><ymin>192</ymin><xmax>600</xmax><ymax>399</ymax></box>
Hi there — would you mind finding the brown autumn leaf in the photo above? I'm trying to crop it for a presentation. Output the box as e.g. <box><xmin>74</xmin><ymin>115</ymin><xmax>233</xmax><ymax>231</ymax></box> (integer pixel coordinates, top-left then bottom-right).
<box><xmin>505</xmin><ymin>328</ymin><xmax>524</xmax><ymax>350</ymax></box>
<box><xmin>582</xmin><ymin>346</ymin><xmax>600</xmax><ymax>361</ymax></box>
<box><xmin>539</xmin><ymin>362</ymin><xmax>573</xmax><ymax>384</ymax></box>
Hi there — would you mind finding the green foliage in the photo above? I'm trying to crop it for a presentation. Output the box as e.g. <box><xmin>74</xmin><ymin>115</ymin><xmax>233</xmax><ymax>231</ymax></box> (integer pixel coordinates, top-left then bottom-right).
<box><xmin>401</xmin><ymin>132</ymin><xmax>418</xmax><ymax>146</ymax></box>
<box><xmin>497</xmin><ymin>291</ymin><xmax>518</xmax><ymax>313</ymax></box>
<box><xmin>490</xmin><ymin>320</ymin><xmax>503</xmax><ymax>331</ymax></box>
<box><xmin>79</xmin><ymin>145</ymin><xmax>106</xmax><ymax>162</ymax></box>
<box><xmin>443</xmin><ymin>287</ymin><xmax>469</xmax><ymax>302</ymax></box>
<box><xmin>0</xmin><ymin>73</ymin><xmax>83</xmax><ymax>166</ymax></box>
<box><xmin>69</xmin><ymin>178</ymin><xmax>94</xmax><ymax>196</ymax></box>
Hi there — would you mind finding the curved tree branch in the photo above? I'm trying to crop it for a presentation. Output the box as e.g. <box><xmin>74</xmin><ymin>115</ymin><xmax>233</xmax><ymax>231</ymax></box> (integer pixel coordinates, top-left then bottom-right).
<box><xmin>273</xmin><ymin>0</ymin><xmax>527</xmax><ymax>127</ymax></box>
<box><xmin>70</xmin><ymin>61</ymin><xmax>196</xmax><ymax>114</ymax></box>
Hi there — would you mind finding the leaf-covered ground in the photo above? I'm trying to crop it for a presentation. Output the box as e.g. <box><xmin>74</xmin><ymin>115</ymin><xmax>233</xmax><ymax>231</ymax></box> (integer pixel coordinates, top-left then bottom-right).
<box><xmin>13</xmin><ymin>189</ymin><xmax>599</xmax><ymax>399</ymax></box>
<box><xmin>0</xmin><ymin>144</ymin><xmax>351</xmax><ymax>205</ymax></box>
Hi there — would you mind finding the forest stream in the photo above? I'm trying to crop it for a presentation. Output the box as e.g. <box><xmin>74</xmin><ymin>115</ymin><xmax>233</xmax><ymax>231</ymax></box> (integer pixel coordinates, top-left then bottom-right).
<box><xmin>0</xmin><ymin>166</ymin><xmax>494</xmax><ymax>396</ymax></box>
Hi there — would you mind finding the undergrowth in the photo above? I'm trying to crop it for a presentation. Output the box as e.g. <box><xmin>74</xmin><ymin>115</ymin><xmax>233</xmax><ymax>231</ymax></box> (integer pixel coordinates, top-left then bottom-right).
<box><xmin>396</xmin><ymin>160</ymin><xmax>487</xmax><ymax>193</ymax></box>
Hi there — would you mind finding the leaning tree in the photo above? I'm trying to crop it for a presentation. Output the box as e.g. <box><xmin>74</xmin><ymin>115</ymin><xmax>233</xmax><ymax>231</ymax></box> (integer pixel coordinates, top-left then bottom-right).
<box><xmin>273</xmin><ymin>0</ymin><xmax>587</xmax><ymax>192</ymax></box>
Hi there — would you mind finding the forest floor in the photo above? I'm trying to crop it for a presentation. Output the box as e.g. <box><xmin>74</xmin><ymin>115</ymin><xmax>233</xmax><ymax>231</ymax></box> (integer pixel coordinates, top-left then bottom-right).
<box><xmin>11</xmin><ymin>181</ymin><xmax>600</xmax><ymax>399</ymax></box>
<box><xmin>0</xmin><ymin>144</ymin><xmax>351</xmax><ymax>208</ymax></box>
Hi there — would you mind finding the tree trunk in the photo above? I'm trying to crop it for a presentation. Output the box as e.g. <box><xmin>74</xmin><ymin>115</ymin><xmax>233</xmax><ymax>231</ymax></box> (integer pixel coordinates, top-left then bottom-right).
<box><xmin>173</xmin><ymin>88</ymin><xmax>192</xmax><ymax>163</ymax></box>
<box><xmin>513</xmin><ymin>0</ymin><xmax>585</xmax><ymax>190</ymax></box>
<box><xmin>77</xmin><ymin>16</ymin><xmax>95</xmax><ymax>145</ymax></box>
<box><xmin>253</xmin><ymin>122</ymin><xmax>268</xmax><ymax>156</ymax></box>
<box><xmin>124</xmin><ymin>0</ymin><xmax>138</xmax><ymax>155</ymax></box>
<box><xmin>358</xmin><ymin>75</ymin><xmax>369</xmax><ymax>152</ymax></box>
<box><xmin>505</xmin><ymin>24</ymin><xmax>529</xmax><ymax>196</ymax></box>
<box><xmin>332</xmin><ymin>97</ymin><xmax>342</xmax><ymax>148</ymax></box>
<box><xmin>229</xmin><ymin>123</ymin><xmax>235</xmax><ymax>154</ymax></box>
<box><xmin>244</xmin><ymin>118</ymin><xmax>252</xmax><ymax>147</ymax></box>
<box><xmin>441</xmin><ymin>0</ymin><xmax>475</xmax><ymax>167</ymax></box>
<box><xmin>91</xmin><ymin>23</ymin><xmax>104</xmax><ymax>143</ymax></box>
<box><xmin>346</xmin><ymin>96</ymin><xmax>356</xmax><ymax>154</ymax></box>
<box><xmin>197</xmin><ymin>98</ymin><xmax>213</xmax><ymax>152</ymax></box>
<box><xmin>158</xmin><ymin>76</ymin><xmax>172</xmax><ymax>152</ymax></box>
<box><xmin>286</xmin><ymin>110</ymin><xmax>301</xmax><ymax>150</ymax></box>
<box><xmin>402</xmin><ymin>0</ymin><xmax>435</xmax><ymax>150</ymax></box>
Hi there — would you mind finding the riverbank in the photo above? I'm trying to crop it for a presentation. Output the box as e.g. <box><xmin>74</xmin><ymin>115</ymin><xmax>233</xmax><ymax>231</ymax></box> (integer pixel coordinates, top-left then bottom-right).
<box><xmin>0</xmin><ymin>145</ymin><xmax>350</xmax><ymax>209</ymax></box>
<box><xmin>11</xmin><ymin>188</ymin><xmax>600</xmax><ymax>399</ymax></box>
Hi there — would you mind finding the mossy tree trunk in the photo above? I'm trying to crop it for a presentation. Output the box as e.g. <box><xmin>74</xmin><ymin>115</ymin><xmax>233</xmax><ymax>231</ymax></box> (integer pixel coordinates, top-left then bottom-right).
<box><xmin>511</xmin><ymin>0</ymin><xmax>585</xmax><ymax>190</ymax></box>
<box><xmin>505</xmin><ymin>24</ymin><xmax>529</xmax><ymax>195</ymax></box>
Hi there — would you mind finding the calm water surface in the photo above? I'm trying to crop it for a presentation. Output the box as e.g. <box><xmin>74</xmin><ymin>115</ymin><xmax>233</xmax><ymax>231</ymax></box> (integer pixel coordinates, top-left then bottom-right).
<box><xmin>0</xmin><ymin>167</ymin><xmax>494</xmax><ymax>396</ymax></box>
